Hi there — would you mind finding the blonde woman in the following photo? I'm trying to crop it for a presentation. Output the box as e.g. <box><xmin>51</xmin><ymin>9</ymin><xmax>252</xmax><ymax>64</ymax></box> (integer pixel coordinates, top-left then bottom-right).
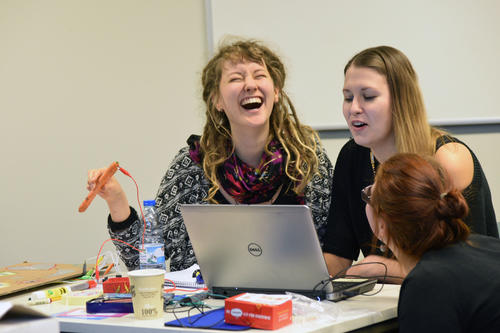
<box><xmin>323</xmin><ymin>46</ymin><xmax>497</xmax><ymax>280</ymax></box>
<box><xmin>86</xmin><ymin>39</ymin><xmax>333</xmax><ymax>271</ymax></box>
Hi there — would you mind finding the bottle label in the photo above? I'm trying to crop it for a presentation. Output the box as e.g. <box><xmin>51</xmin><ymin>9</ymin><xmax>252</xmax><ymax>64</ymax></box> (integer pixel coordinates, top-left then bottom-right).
<box><xmin>140</xmin><ymin>243</ymin><xmax>165</xmax><ymax>269</ymax></box>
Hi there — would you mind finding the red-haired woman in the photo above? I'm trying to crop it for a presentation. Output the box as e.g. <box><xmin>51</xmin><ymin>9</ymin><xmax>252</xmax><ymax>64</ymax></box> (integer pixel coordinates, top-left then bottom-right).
<box><xmin>365</xmin><ymin>153</ymin><xmax>500</xmax><ymax>332</ymax></box>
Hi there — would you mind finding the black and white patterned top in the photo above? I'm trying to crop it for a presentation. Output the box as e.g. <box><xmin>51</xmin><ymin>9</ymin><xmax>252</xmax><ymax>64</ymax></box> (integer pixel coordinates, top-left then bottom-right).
<box><xmin>108</xmin><ymin>139</ymin><xmax>334</xmax><ymax>272</ymax></box>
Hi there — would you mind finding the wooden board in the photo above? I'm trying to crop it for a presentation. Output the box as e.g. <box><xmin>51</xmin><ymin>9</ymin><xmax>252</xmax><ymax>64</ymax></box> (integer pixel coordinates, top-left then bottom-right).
<box><xmin>0</xmin><ymin>262</ymin><xmax>83</xmax><ymax>297</ymax></box>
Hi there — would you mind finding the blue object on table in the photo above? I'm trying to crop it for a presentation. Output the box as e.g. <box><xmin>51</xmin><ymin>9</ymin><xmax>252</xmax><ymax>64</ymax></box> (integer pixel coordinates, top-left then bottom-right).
<box><xmin>192</xmin><ymin>268</ymin><xmax>205</xmax><ymax>284</ymax></box>
<box><xmin>86</xmin><ymin>297</ymin><xmax>133</xmax><ymax>313</ymax></box>
<box><xmin>196</xmin><ymin>273</ymin><xmax>204</xmax><ymax>285</ymax></box>
<box><xmin>164</xmin><ymin>308</ymin><xmax>249</xmax><ymax>330</ymax></box>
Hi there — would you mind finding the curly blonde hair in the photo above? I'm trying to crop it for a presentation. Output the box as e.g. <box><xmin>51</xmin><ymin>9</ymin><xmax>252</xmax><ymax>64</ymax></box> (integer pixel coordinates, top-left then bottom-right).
<box><xmin>200</xmin><ymin>39</ymin><xmax>321</xmax><ymax>202</ymax></box>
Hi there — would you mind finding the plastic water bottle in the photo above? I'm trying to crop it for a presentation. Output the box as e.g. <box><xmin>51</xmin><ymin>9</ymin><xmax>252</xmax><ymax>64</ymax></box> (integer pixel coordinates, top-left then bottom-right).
<box><xmin>139</xmin><ymin>200</ymin><xmax>166</xmax><ymax>270</ymax></box>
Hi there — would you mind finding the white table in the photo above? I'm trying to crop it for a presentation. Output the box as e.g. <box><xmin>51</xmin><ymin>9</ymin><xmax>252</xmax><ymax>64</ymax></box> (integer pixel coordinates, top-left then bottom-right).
<box><xmin>2</xmin><ymin>284</ymin><xmax>399</xmax><ymax>333</ymax></box>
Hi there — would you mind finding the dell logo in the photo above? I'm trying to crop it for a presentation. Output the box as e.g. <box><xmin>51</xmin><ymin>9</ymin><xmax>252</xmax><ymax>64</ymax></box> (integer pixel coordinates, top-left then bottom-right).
<box><xmin>248</xmin><ymin>243</ymin><xmax>262</xmax><ymax>257</ymax></box>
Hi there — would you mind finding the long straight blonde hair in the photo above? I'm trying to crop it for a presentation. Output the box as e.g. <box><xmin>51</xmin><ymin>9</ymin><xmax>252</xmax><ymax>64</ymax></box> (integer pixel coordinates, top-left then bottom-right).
<box><xmin>345</xmin><ymin>46</ymin><xmax>444</xmax><ymax>156</ymax></box>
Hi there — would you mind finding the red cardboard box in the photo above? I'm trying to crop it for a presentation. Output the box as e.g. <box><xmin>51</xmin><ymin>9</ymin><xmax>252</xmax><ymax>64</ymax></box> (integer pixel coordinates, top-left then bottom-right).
<box><xmin>224</xmin><ymin>293</ymin><xmax>292</xmax><ymax>330</ymax></box>
<box><xmin>102</xmin><ymin>276</ymin><xmax>130</xmax><ymax>294</ymax></box>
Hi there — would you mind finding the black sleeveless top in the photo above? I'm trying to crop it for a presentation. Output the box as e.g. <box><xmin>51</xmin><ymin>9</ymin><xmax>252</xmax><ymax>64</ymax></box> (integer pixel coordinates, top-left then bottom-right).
<box><xmin>323</xmin><ymin>136</ymin><xmax>498</xmax><ymax>261</ymax></box>
<box><xmin>436</xmin><ymin>136</ymin><xmax>498</xmax><ymax>236</ymax></box>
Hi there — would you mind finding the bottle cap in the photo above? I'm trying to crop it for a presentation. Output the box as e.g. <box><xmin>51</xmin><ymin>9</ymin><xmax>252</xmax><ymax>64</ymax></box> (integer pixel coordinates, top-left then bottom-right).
<box><xmin>143</xmin><ymin>200</ymin><xmax>156</xmax><ymax>206</ymax></box>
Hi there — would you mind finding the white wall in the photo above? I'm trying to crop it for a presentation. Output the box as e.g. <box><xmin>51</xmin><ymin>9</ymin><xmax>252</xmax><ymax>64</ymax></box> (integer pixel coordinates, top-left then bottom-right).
<box><xmin>208</xmin><ymin>0</ymin><xmax>500</xmax><ymax>129</ymax></box>
<box><xmin>1</xmin><ymin>1</ymin><xmax>498</xmax><ymax>268</ymax></box>
<box><xmin>0</xmin><ymin>0</ymin><xmax>206</xmax><ymax>267</ymax></box>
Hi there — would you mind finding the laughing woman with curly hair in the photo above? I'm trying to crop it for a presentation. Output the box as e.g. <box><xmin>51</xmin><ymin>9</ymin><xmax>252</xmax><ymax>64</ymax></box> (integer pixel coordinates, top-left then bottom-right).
<box><xmin>85</xmin><ymin>39</ymin><xmax>334</xmax><ymax>271</ymax></box>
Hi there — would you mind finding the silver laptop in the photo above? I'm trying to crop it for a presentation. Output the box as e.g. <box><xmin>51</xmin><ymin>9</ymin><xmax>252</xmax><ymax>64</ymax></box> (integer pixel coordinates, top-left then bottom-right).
<box><xmin>180</xmin><ymin>204</ymin><xmax>335</xmax><ymax>300</ymax></box>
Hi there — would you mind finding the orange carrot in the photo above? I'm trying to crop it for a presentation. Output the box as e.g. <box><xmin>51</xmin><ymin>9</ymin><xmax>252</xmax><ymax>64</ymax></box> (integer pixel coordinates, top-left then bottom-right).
<box><xmin>78</xmin><ymin>161</ymin><xmax>119</xmax><ymax>212</ymax></box>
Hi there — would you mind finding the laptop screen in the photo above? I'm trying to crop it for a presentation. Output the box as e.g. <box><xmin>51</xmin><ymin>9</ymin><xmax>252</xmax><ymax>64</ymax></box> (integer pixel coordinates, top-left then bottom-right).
<box><xmin>180</xmin><ymin>204</ymin><xmax>333</xmax><ymax>299</ymax></box>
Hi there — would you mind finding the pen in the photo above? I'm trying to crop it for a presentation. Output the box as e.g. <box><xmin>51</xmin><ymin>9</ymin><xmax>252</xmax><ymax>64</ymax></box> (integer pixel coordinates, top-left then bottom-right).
<box><xmin>27</xmin><ymin>298</ymin><xmax>52</xmax><ymax>306</ymax></box>
<box><xmin>78</xmin><ymin>161</ymin><xmax>119</xmax><ymax>212</ymax></box>
<box><xmin>29</xmin><ymin>290</ymin><xmax>65</xmax><ymax>305</ymax></box>
<box><xmin>81</xmin><ymin>267</ymin><xmax>94</xmax><ymax>280</ymax></box>
<box><xmin>70</xmin><ymin>279</ymin><xmax>97</xmax><ymax>291</ymax></box>
<box><xmin>31</xmin><ymin>287</ymin><xmax>69</xmax><ymax>300</ymax></box>
<box><xmin>102</xmin><ymin>263</ymin><xmax>114</xmax><ymax>277</ymax></box>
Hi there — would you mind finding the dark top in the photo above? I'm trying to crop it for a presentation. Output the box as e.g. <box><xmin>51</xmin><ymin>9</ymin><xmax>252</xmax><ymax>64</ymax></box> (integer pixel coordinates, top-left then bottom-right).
<box><xmin>322</xmin><ymin>137</ymin><xmax>498</xmax><ymax>260</ymax></box>
<box><xmin>398</xmin><ymin>234</ymin><xmax>500</xmax><ymax>332</ymax></box>
<box><xmin>436</xmin><ymin>136</ymin><xmax>498</xmax><ymax>236</ymax></box>
<box><xmin>108</xmin><ymin>136</ymin><xmax>334</xmax><ymax>271</ymax></box>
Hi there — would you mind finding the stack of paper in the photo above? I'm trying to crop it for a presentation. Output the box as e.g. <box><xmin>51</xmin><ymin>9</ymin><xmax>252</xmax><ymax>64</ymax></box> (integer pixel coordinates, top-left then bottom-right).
<box><xmin>164</xmin><ymin>264</ymin><xmax>205</xmax><ymax>289</ymax></box>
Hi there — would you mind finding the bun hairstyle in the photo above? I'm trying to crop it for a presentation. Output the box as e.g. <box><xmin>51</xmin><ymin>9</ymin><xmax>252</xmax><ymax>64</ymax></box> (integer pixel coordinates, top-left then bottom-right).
<box><xmin>371</xmin><ymin>153</ymin><xmax>470</xmax><ymax>258</ymax></box>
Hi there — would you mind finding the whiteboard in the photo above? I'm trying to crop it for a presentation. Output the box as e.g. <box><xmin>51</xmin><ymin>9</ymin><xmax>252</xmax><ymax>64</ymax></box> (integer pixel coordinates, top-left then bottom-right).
<box><xmin>206</xmin><ymin>0</ymin><xmax>500</xmax><ymax>130</ymax></box>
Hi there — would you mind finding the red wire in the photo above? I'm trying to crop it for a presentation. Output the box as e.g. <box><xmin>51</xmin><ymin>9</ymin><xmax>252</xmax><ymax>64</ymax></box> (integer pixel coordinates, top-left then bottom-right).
<box><xmin>95</xmin><ymin>238</ymin><xmax>143</xmax><ymax>282</ymax></box>
<box><xmin>118</xmin><ymin>166</ymin><xmax>146</xmax><ymax>250</ymax></box>
<box><xmin>164</xmin><ymin>278</ymin><xmax>177</xmax><ymax>292</ymax></box>
<box><xmin>93</xmin><ymin>164</ymin><xmax>148</xmax><ymax>282</ymax></box>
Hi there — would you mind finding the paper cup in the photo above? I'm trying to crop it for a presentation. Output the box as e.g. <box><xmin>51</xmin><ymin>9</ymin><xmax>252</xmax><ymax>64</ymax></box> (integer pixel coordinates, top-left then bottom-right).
<box><xmin>128</xmin><ymin>268</ymin><xmax>165</xmax><ymax>320</ymax></box>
